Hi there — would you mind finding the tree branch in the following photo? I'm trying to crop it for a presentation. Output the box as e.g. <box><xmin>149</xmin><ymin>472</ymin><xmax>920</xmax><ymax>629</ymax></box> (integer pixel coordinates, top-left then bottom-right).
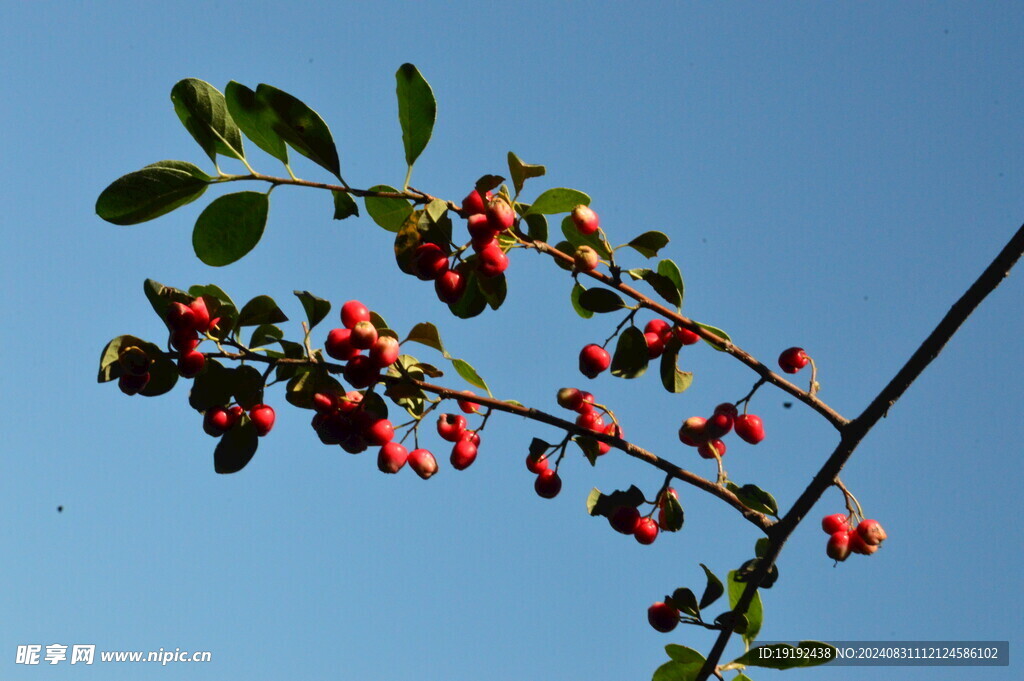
<box><xmin>693</xmin><ymin>221</ymin><xmax>1024</xmax><ymax>680</ymax></box>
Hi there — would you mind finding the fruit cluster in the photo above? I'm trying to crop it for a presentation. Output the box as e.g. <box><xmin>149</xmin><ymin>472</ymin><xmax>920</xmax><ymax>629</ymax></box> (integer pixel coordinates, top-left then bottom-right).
<box><xmin>204</xmin><ymin>403</ymin><xmax>276</xmax><ymax>437</ymax></box>
<box><xmin>558</xmin><ymin>387</ymin><xmax>623</xmax><ymax>456</ymax></box>
<box><xmin>324</xmin><ymin>300</ymin><xmax>401</xmax><ymax>388</ymax></box>
<box><xmin>578</xmin><ymin>318</ymin><xmax>700</xmax><ymax>380</ymax></box>
<box><xmin>822</xmin><ymin>513</ymin><xmax>888</xmax><ymax>562</ymax></box>
<box><xmin>678</xmin><ymin>402</ymin><xmax>765</xmax><ymax>459</ymax></box>
<box><xmin>608</xmin><ymin>487</ymin><xmax>680</xmax><ymax>546</ymax></box>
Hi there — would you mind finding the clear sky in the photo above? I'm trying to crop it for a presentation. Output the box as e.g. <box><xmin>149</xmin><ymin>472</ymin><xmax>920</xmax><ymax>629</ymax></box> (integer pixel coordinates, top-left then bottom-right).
<box><xmin>1</xmin><ymin>2</ymin><xmax>1021</xmax><ymax>679</ymax></box>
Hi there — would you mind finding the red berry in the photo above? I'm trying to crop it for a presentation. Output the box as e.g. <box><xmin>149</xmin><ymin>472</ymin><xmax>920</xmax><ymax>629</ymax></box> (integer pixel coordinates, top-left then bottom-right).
<box><xmin>526</xmin><ymin>453</ymin><xmax>549</xmax><ymax>474</ymax></box>
<box><xmin>118</xmin><ymin>372</ymin><xmax>150</xmax><ymax>395</ymax></box>
<box><xmin>647</xmin><ymin>602</ymin><xmax>680</xmax><ymax>633</ymax></box>
<box><xmin>338</xmin><ymin>391</ymin><xmax>363</xmax><ymax>413</ymax></box>
<box><xmin>678</xmin><ymin>416</ymin><xmax>707</xmax><ymax>446</ymax></box>
<box><xmin>461</xmin><ymin>189</ymin><xmax>490</xmax><ymax>216</ymax></box>
<box><xmin>325</xmin><ymin>328</ymin><xmax>360</xmax><ymax>361</ymax></box>
<box><xmin>362</xmin><ymin>418</ymin><xmax>395</xmax><ymax>446</ymax></box>
<box><xmin>177</xmin><ymin>350</ymin><xmax>206</xmax><ymax>378</ymax></box>
<box><xmin>350</xmin><ymin>321</ymin><xmax>378</xmax><ymax>350</ymax></box>
<box><xmin>534</xmin><ymin>469</ymin><xmax>562</xmax><ymax>499</ymax></box>
<box><xmin>203</xmin><ymin>406</ymin><xmax>233</xmax><ymax>436</ymax></box>
<box><xmin>435</xmin><ymin>269</ymin><xmax>467</xmax><ymax>304</ymax></box>
<box><xmin>556</xmin><ymin>387</ymin><xmax>584</xmax><ymax>411</ymax></box>
<box><xmin>377</xmin><ymin>442</ymin><xmax>409</xmax><ymax>473</ymax></box>
<box><xmin>313</xmin><ymin>392</ymin><xmax>336</xmax><ymax>413</ymax></box>
<box><xmin>343</xmin><ymin>355</ymin><xmax>378</xmax><ymax>389</ymax></box>
<box><xmin>827</xmin><ymin>530</ymin><xmax>852</xmax><ymax>562</ymax></box>
<box><xmin>714</xmin><ymin>402</ymin><xmax>739</xmax><ymax>418</ymax></box>
<box><xmin>857</xmin><ymin>519</ymin><xmax>888</xmax><ymax>546</ymax></box>
<box><xmin>779</xmin><ymin>347</ymin><xmax>810</xmax><ymax>374</ymax></box>
<box><xmin>166</xmin><ymin>301</ymin><xmax>196</xmax><ymax>331</ymax></box>
<box><xmin>476</xmin><ymin>244</ymin><xmax>509</xmax><ymax>278</ymax></box>
<box><xmin>573</xmin><ymin>245</ymin><xmax>600</xmax><ymax>272</ymax></box>
<box><xmin>450</xmin><ymin>439</ymin><xmax>478</xmax><ymax>470</ymax></box>
<box><xmin>369</xmin><ymin>336</ymin><xmax>400</xmax><ymax>368</ymax></box>
<box><xmin>250</xmin><ymin>404</ymin><xmax>276</xmax><ymax>436</ymax></box>
<box><xmin>578</xmin><ymin>344</ymin><xmax>611</xmax><ymax>379</ymax></box>
<box><xmin>734</xmin><ymin>414</ymin><xmax>765</xmax><ymax>444</ymax></box>
<box><xmin>408</xmin><ymin>449</ymin><xmax>438</xmax><ymax>479</ymax></box>
<box><xmin>577</xmin><ymin>392</ymin><xmax>596</xmax><ymax>413</ymax></box>
<box><xmin>467</xmin><ymin>213</ymin><xmax>495</xmax><ymax>240</ymax></box>
<box><xmin>457</xmin><ymin>392</ymin><xmax>480</xmax><ymax>414</ymax></box>
<box><xmin>704</xmin><ymin>411</ymin><xmax>733</xmax><ymax>439</ymax></box>
<box><xmin>340</xmin><ymin>300</ymin><xmax>371</xmax><ymax>329</ymax></box>
<box><xmin>609</xmin><ymin>506</ymin><xmax>641</xmax><ymax>534</ymax></box>
<box><xmin>414</xmin><ymin>243</ymin><xmax>449</xmax><ymax>281</ymax></box>
<box><xmin>644</xmin><ymin>331</ymin><xmax>665</xmax><ymax>359</ymax></box>
<box><xmin>697</xmin><ymin>439</ymin><xmax>726</xmax><ymax>459</ymax></box>
<box><xmin>170</xmin><ymin>327</ymin><xmax>199</xmax><ymax>353</ymax></box>
<box><xmin>117</xmin><ymin>346</ymin><xmax>151</xmax><ymax>376</ymax></box>
<box><xmin>437</xmin><ymin>413</ymin><xmax>468</xmax><ymax>442</ymax></box>
<box><xmin>575</xmin><ymin>411</ymin><xmax>605</xmax><ymax>431</ymax></box>
<box><xmin>189</xmin><ymin>297</ymin><xmax>211</xmax><ymax>333</ymax></box>
<box><xmin>848</xmin><ymin>530</ymin><xmax>879</xmax><ymax>555</ymax></box>
<box><xmin>570</xmin><ymin>205</ymin><xmax>600</xmax><ymax>235</ymax></box>
<box><xmin>822</xmin><ymin>513</ymin><xmax>849</xmax><ymax>535</ymax></box>
<box><xmin>633</xmin><ymin>517</ymin><xmax>659</xmax><ymax>545</ymax></box>
<box><xmin>644</xmin><ymin>319</ymin><xmax>672</xmax><ymax>339</ymax></box>
<box><xmin>485</xmin><ymin>198</ymin><xmax>516</xmax><ymax>232</ymax></box>
<box><xmin>674</xmin><ymin>326</ymin><xmax>701</xmax><ymax>346</ymax></box>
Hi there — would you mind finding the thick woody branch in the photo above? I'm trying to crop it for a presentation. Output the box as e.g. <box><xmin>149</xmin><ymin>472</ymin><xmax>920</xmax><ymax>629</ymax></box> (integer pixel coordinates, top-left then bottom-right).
<box><xmin>693</xmin><ymin>221</ymin><xmax>1024</xmax><ymax>680</ymax></box>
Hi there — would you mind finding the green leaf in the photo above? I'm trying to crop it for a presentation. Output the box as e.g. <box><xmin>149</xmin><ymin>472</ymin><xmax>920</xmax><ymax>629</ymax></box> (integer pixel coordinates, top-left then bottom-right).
<box><xmin>369</xmin><ymin>311</ymin><xmax>391</xmax><ymax>333</ymax></box>
<box><xmin>224</xmin><ymin>81</ymin><xmax>288</xmax><ymax>164</ymax></box>
<box><xmin>214</xmin><ymin>420</ymin><xmax>258</xmax><ymax>474</ymax></box>
<box><xmin>474</xmin><ymin>174</ymin><xmax>505</xmax><ymax>193</ymax></box>
<box><xmin>731</xmin><ymin>642</ymin><xmax>838</xmax><ymax>670</ymax></box>
<box><xmin>447</xmin><ymin>269</ymin><xmax>488</xmax><ymax>319</ymax></box>
<box><xmin>139</xmin><ymin>355</ymin><xmax>179</xmax><ymax>397</ymax></box>
<box><xmin>727</xmin><ymin>570</ymin><xmax>763</xmax><ymax>646</ymax></box>
<box><xmin>452</xmin><ymin>358</ymin><xmax>490</xmax><ymax>395</ymax></box>
<box><xmin>425</xmin><ymin>198</ymin><xmax>448</xmax><ymax>224</ymax></box>
<box><xmin>652</xmin><ymin>660</ymin><xmax>703</xmax><ymax>681</ymax></box>
<box><xmin>170</xmin><ymin>78</ymin><xmax>245</xmax><ymax>163</ymax></box>
<box><xmin>669</xmin><ymin>588</ymin><xmax>700</xmax><ymax>618</ymax></box>
<box><xmin>395</xmin><ymin>63</ymin><xmax>436</xmax><ymax>170</ymax></box>
<box><xmin>553</xmin><ymin>240</ymin><xmax>576</xmax><ymax>270</ymax></box>
<box><xmin>610</xmin><ymin>326</ymin><xmax>649</xmax><ymax>379</ymax></box>
<box><xmin>189</xmin><ymin>359</ymin><xmax>235</xmax><ymax>411</ymax></box>
<box><xmin>523</xmin><ymin>213</ymin><xmax>548</xmax><ymax>242</ymax></box>
<box><xmin>366</xmin><ymin>184</ymin><xmax>413</xmax><ymax>232</ymax></box>
<box><xmin>696</xmin><ymin>322</ymin><xmax>732</xmax><ymax>352</ymax></box>
<box><xmin>274</xmin><ymin>340</ymin><xmax>306</xmax><ymax>382</ymax></box>
<box><xmin>698</xmin><ymin>564</ymin><xmax>725</xmax><ymax>609</ymax></box>
<box><xmin>294</xmin><ymin>291</ymin><xmax>331</xmax><ymax>331</ymax></box>
<box><xmin>96</xmin><ymin>161</ymin><xmax>210</xmax><ymax>225</ymax></box>
<box><xmin>665</xmin><ymin>645</ymin><xmax>706</xmax><ymax>666</ymax></box>
<box><xmin>574</xmin><ymin>436</ymin><xmax>603</xmax><ymax>466</ymax></box>
<box><xmin>657</xmin><ymin>259</ymin><xmax>685</xmax><ymax>310</ymax></box>
<box><xmin>144</xmin><ymin>279</ymin><xmax>192</xmax><ymax>323</ymax></box>
<box><xmin>578</xmin><ymin>288</ymin><xmax>626</xmax><ymax>313</ymax></box>
<box><xmin>192</xmin><ymin>191</ymin><xmax>269</xmax><ymax>266</ymax></box>
<box><xmin>404</xmin><ymin>322</ymin><xmax>447</xmax><ymax>356</ymax></box>
<box><xmin>237</xmin><ymin>295</ymin><xmax>288</xmax><ymax>327</ymax></box>
<box><xmin>477</xmin><ymin>272</ymin><xmax>507</xmax><ymax>311</ymax></box>
<box><xmin>660</xmin><ymin>492</ymin><xmax>684</xmax><ymax>532</ymax></box>
<box><xmin>755</xmin><ymin>538</ymin><xmax>770</xmax><ymax>558</ymax></box>
<box><xmin>527</xmin><ymin>187</ymin><xmax>590</xmax><ymax>215</ymax></box>
<box><xmin>286</xmin><ymin>368</ymin><xmax>343</xmax><ymax>410</ymax></box>
<box><xmin>249</xmin><ymin>324</ymin><xmax>283</xmax><ymax>348</ymax></box>
<box><xmin>332</xmin><ymin>190</ymin><xmax>359</xmax><ymax>220</ymax></box>
<box><xmin>627</xmin><ymin>268</ymin><xmax>682</xmax><ymax>308</ymax></box>
<box><xmin>98</xmin><ymin>334</ymin><xmax>146</xmax><ymax>382</ymax></box>
<box><xmin>256</xmin><ymin>83</ymin><xmax>341</xmax><ymax>179</ymax></box>
<box><xmin>660</xmin><ymin>347</ymin><xmax>694</xmax><ymax>393</ymax></box>
<box><xmin>726</xmin><ymin>483</ymin><xmax>779</xmax><ymax>517</ymax></box>
<box><xmin>586</xmin><ymin>485</ymin><xmax>645</xmax><ymax>517</ymax></box>
<box><xmin>560</xmin><ymin>216</ymin><xmax>612</xmax><ymax>259</ymax></box>
<box><xmin>507</xmin><ymin>152</ymin><xmax>546</xmax><ymax>196</ymax></box>
<box><xmin>570</xmin><ymin>282</ymin><xmax>594</xmax><ymax>319</ymax></box>
<box><xmin>232</xmin><ymin>365</ymin><xmax>265</xmax><ymax>410</ymax></box>
<box><xmin>627</xmin><ymin>231</ymin><xmax>670</xmax><ymax>258</ymax></box>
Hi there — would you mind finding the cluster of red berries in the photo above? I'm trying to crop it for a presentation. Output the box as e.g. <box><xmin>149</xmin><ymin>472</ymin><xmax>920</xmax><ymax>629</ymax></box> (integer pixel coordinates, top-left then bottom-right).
<box><xmin>823</xmin><ymin>513</ymin><xmax>888</xmax><ymax>562</ymax></box>
<box><xmin>166</xmin><ymin>298</ymin><xmax>220</xmax><ymax>379</ymax></box>
<box><xmin>310</xmin><ymin>389</ymin><xmax>395</xmax><ymax>453</ymax></box>
<box><xmin>324</xmin><ymin>300</ymin><xmax>400</xmax><ymax>388</ymax></box>
<box><xmin>779</xmin><ymin>346</ymin><xmax>810</xmax><ymax>374</ymax></box>
<box><xmin>204</xmin><ymin>403</ymin><xmax>276</xmax><ymax>437</ymax></box>
<box><xmin>414</xmin><ymin>188</ymin><xmax>517</xmax><ymax>306</ymax></box>
<box><xmin>608</xmin><ymin>487</ymin><xmax>680</xmax><ymax>547</ymax></box>
<box><xmin>578</xmin><ymin>319</ymin><xmax>701</xmax><ymax>380</ymax></box>
<box><xmin>678</xmin><ymin>403</ymin><xmax>765</xmax><ymax>458</ymax></box>
<box><xmin>559</xmin><ymin>387</ymin><xmax>623</xmax><ymax>456</ymax></box>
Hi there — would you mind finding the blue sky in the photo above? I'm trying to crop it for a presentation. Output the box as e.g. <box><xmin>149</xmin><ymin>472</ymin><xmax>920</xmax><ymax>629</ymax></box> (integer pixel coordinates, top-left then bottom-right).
<box><xmin>1</xmin><ymin>2</ymin><xmax>1021</xmax><ymax>679</ymax></box>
